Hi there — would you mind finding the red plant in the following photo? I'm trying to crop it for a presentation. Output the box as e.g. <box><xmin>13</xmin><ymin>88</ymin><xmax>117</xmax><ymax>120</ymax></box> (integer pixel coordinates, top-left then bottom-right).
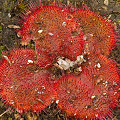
<box><xmin>0</xmin><ymin>49</ymin><xmax>54</xmax><ymax>111</ymax></box>
<box><xmin>0</xmin><ymin>1</ymin><xmax>119</xmax><ymax>119</ymax></box>
<box><xmin>84</xmin><ymin>53</ymin><xmax>119</xmax><ymax>85</ymax></box>
<box><xmin>18</xmin><ymin>6</ymin><xmax>83</xmax><ymax>63</ymax></box>
<box><xmin>54</xmin><ymin>66</ymin><xmax>119</xmax><ymax>119</ymax></box>
<box><xmin>72</xmin><ymin>9</ymin><xmax>116</xmax><ymax>55</ymax></box>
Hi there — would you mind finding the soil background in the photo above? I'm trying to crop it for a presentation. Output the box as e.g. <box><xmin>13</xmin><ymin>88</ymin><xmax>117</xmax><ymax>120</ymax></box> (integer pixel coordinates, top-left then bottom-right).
<box><xmin>0</xmin><ymin>0</ymin><xmax>120</xmax><ymax>120</ymax></box>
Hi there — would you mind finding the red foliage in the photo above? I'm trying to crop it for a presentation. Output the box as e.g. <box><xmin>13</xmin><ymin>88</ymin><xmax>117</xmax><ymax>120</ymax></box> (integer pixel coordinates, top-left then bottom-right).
<box><xmin>54</xmin><ymin>66</ymin><xmax>119</xmax><ymax>119</ymax></box>
<box><xmin>72</xmin><ymin>9</ymin><xmax>116</xmax><ymax>55</ymax></box>
<box><xmin>19</xmin><ymin>6</ymin><xmax>83</xmax><ymax>62</ymax></box>
<box><xmin>0</xmin><ymin>1</ymin><xmax>119</xmax><ymax>119</ymax></box>
<box><xmin>0</xmin><ymin>49</ymin><xmax>54</xmax><ymax>111</ymax></box>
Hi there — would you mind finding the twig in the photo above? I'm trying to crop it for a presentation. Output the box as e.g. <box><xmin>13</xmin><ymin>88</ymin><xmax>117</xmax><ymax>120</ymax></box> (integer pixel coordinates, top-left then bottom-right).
<box><xmin>0</xmin><ymin>109</ymin><xmax>10</xmax><ymax>117</ymax></box>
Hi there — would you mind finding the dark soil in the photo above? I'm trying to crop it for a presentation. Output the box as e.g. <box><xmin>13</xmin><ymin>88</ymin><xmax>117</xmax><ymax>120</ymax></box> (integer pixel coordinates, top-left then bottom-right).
<box><xmin>0</xmin><ymin>0</ymin><xmax>120</xmax><ymax>120</ymax></box>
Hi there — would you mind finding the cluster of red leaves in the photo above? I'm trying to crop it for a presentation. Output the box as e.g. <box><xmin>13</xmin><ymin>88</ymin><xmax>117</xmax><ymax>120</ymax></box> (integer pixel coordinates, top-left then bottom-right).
<box><xmin>0</xmin><ymin>1</ymin><xmax>119</xmax><ymax>119</ymax></box>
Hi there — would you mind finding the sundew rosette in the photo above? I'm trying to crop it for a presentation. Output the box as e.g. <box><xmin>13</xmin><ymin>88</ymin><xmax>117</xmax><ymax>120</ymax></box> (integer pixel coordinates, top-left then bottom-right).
<box><xmin>18</xmin><ymin>5</ymin><xmax>84</xmax><ymax>65</ymax></box>
<box><xmin>0</xmin><ymin>48</ymin><xmax>54</xmax><ymax>112</ymax></box>
<box><xmin>72</xmin><ymin>9</ymin><xmax>116</xmax><ymax>56</ymax></box>
<box><xmin>54</xmin><ymin>67</ymin><xmax>119</xmax><ymax>119</ymax></box>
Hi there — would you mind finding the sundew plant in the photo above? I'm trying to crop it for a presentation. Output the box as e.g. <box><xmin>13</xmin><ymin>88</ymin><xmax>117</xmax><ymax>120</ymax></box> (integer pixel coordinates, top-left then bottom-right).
<box><xmin>0</xmin><ymin>0</ymin><xmax>120</xmax><ymax>119</ymax></box>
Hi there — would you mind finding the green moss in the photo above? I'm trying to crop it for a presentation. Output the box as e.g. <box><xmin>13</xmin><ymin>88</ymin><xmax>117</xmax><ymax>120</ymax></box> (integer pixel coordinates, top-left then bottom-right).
<box><xmin>0</xmin><ymin>46</ymin><xmax>6</xmax><ymax>56</ymax></box>
<box><xmin>8</xmin><ymin>118</ymin><xmax>12</xmax><ymax>120</ymax></box>
<box><xmin>11</xmin><ymin>0</ymin><xmax>17</xmax><ymax>1</ymax></box>
<box><xmin>117</xmin><ymin>19</ymin><xmax>120</xmax><ymax>25</ymax></box>
<box><xmin>17</xmin><ymin>1</ymin><xmax>28</xmax><ymax>12</ymax></box>
<box><xmin>0</xmin><ymin>46</ymin><xmax>6</xmax><ymax>50</ymax></box>
<box><xmin>0</xmin><ymin>26</ymin><xmax>2</xmax><ymax>31</ymax></box>
<box><xmin>0</xmin><ymin>102</ymin><xmax>3</xmax><ymax>107</ymax></box>
<box><xmin>3</xmin><ymin>1</ymin><xmax>8</xmax><ymax>8</ymax></box>
<box><xmin>0</xmin><ymin>50</ymin><xmax>3</xmax><ymax>56</ymax></box>
<box><xmin>60</xmin><ymin>0</ymin><xmax>64</xmax><ymax>3</ymax></box>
